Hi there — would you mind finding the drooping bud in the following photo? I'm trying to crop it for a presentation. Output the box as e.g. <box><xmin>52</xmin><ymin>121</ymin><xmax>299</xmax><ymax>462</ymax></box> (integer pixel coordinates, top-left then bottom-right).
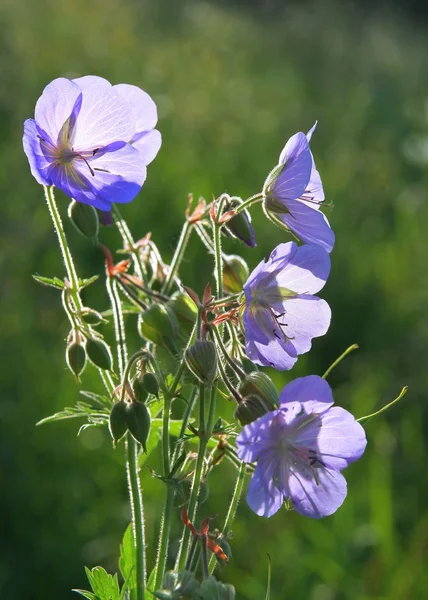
<box><xmin>109</xmin><ymin>401</ymin><xmax>128</xmax><ymax>444</ymax></box>
<box><xmin>241</xmin><ymin>357</ymin><xmax>259</xmax><ymax>375</ymax></box>
<box><xmin>234</xmin><ymin>394</ymin><xmax>273</xmax><ymax>425</ymax></box>
<box><xmin>80</xmin><ymin>308</ymin><xmax>106</xmax><ymax>326</ymax></box>
<box><xmin>167</xmin><ymin>292</ymin><xmax>197</xmax><ymax>334</ymax></box>
<box><xmin>132</xmin><ymin>377</ymin><xmax>149</xmax><ymax>403</ymax></box>
<box><xmin>139</xmin><ymin>304</ymin><xmax>179</xmax><ymax>354</ymax></box>
<box><xmin>214</xmin><ymin>537</ymin><xmax>232</xmax><ymax>565</ymax></box>
<box><xmin>185</xmin><ymin>340</ymin><xmax>217</xmax><ymax>384</ymax></box>
<box><xmin>238</xmin><ymin>371</ymin><xmax>279</xmax><ymax>408</ymax></box>
<box><xmin>199</xmin><ymin>576</ymin><xmax>235</xmax><ymax>600</ymax></box>
<box><xmin>223</xmin><ymin>255</ymin><xmax>249</xmax><ymax>294</ymax></box>
<box><xmin>66</xmin><ymin>339</ymin><xmax>86</xmax><ymax>380</ymax></box>
<box><xmin>125</xmin><ymin>401</ymin><xmax>151</xmax><ymax>451</ymax></box>
<box><xmin>85</xmin><ymin>338</ymin><xmax>113</xmax><ymax>371</ymax></box>
<box><xmin>222</xmin><ymin>195</ymin><xmax>256</xmax><ymax>248</ymax></box>
<box><xmin>141</xmin><ymin>372</ymin><xmax>160</xmax><ymax>398</ymax></box>
<box><xmin>68</xmin><ymin>199</ymin><xmax>99</xmax><ymax>242</ymax></box>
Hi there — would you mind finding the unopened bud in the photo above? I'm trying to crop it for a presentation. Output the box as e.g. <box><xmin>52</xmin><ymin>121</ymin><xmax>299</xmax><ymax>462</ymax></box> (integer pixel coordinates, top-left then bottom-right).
<box><xmin>185</xmin><ymin>340</ymin><xmax>217</xmax><ymax>384</ymax></box>
<box><xmin>215</xmin><ymin>537</ymin><xmax>232</xmax><ymax>564</ymax></box>
<box><xmin>80</xmin><ymin>309</ymin><xmax>105</xmax><ymax>325</ymax></box>
<box><xmin>238</xmin><ymin>371</ymin><xmax>279</xmax><ymax>408</ymax></box>
<box><xmin>132</xmin><ymin>377</ymin><xmax>148</xmax><ymax>403</ymax></box>
<box><xmin>234</xmin><ymin>394</ymin><xmax>273</xmax><ymax>425</ymax></box>
<box><xmin>109</xmin><ymin>401</ymin><xmax>128</xmax><ymax>444</ymax></box>
<box><xmin>142</xmin><ymin>372</ymin><xmax>160</xmax><ymax>398</ymax></box>
<box><xmin>68</xmin><ymin>199</ymin><xmax>99</xmax><ymax>242</ymax></box>
<box><xmin>222</xmin><ymin>195</ymin><xmax>256</xmax><ymax>248</ymax></box>
<box><xmin>139</xmin><ymin>304</ymin><xmax>179</xmax><ymax>354</ymax></box>
<box><xmin>86</xmin><ymin>338</ymin><xmax>113</xmax><ymax>371</ymax></box>
<box><xmin>223</xmin><ymin>255</ymin><xmax>249</xmax><ymax>294</ymax></box>
<box><xmin>167</xmin><ymin>292</ymin><xmax>197</xmax><ymax>333</ymax></box>
<box><xmin>241</xmin><ymin>357</ymin><xmax>258</xmax><ymax>375</ymax></box>
<box><xmin>125</xmin><ymin>401</ymin><xmax>151</xmax><ymax>451</ymax></box>
<box><xmin>66</xmin><ymin>340</ymin><xmax>86</xmax><ymax>379</ymax></box>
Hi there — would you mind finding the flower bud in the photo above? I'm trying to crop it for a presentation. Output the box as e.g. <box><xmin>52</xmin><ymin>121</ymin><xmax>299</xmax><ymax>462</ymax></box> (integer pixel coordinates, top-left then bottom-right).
<box><xmin>199</xmin><ymin>576</ymin><xmax>235</xmax><ymax>600</ymax></box>
<box><xmin>125</xmin><ymin>401</ymin><xmax>151</xmax><ymax>452</ymax></box>
<box><xmin>223</xmin><ymin>255</ymin><xmax>249</xmax><ymax>294</ymax></box>
<box><xmin>238</xmin><ymin>371</ymin><xmax>279</xmax><ymax>408</ymax></box>
<box><xmin>132</xmin><ymin>377</ymin><xmax>149</xmax><ymax>403</ymax></box>
<box><xmin>109</xmin><ymin>401</ymin><xmax>128</xmax><ymax>444</ymax></box>
<box><xmin>215</xmin><ymin>537</ymin><xmax>232</xmax><ymax>564</ymax></box>
<box><xmin>185</xmin><ymin>340</ymin><xmax>217</xmax><ymax>384</ymax></box>
<box><xmin>223</xmin><ymin>196</ymin><xmax>256</xmax><ymax>248</ymax></box>
<box><xmin>139</xmin><ymin>304</ymin><xmax>179</xmax><ymax>354</ymax></box>
<box><xmin>66</xmin><ymin>339</ymin><xmax>86</xmax><ymax>380</ymax></box>
<box><xmin>68</xmin><ymin>199</ymin><xmax>99</xmax><ymax>242</ymax></box>
<box><xmin>80</xmin><ymin>309</ymin><xmax>105</xmax><ymax>325</ymax></box>
<box><xmin>241</xmin><ymin>357</ymin><xmax>258</xmax><ymax>375</ymax></box>
<box><xmin>167</xmin><ymin>292</ymin><xmax>197</xmax><ymax>334</ymax></box>
<box><xmin>85</xmin><ymin>338</ymin><xmax>113</xmax><ymax>371</ymax></box>
<box><xmin>234</xmin><ymin>394</ymin><xmax>273</xmax><ymax>425</ymax></box>
<box><xmin>141</xmin><ymin>372</ymin><xmax>160</xmax><ymax>398</ymax></box>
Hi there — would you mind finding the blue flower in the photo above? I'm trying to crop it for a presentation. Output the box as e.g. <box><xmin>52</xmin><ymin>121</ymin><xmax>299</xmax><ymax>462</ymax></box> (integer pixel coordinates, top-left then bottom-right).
<box><xmin>23</xmin><ymin>76</ymin><xmax>161</xmax><ymax>211</ymax></box>
<box><xmin>236</xmin><ymin>376</ymin><xmax>367</xmax><ymax>518</ymax></box>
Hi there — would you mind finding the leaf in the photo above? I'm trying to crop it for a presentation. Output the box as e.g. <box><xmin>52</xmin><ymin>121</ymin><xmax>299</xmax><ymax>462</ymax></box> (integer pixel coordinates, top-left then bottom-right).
<box><xmin>80</xmin><ymin>390</ymin><xmax>113</xmax><ymax>408</ymax></box>
<box><xmin>119</xmin><ymin>524</ymin><xmax>136</xmax><ymax>593</ymax></box>
<box><xmin>36</xmin><ymin>401</ymin><xmax>109</xmax><ymax>426</ymax></box>
<box><xmin>84</xmin><ymin>566</ymin><xmax>120</xmax><ymax>600</ymax></box>
<box><xmin>79</xmin><ymin>275</ymin><xmax>100</xmax><ymax>289</ymax></box>
<box><xmin>33</xmin><ymin>274</ymin><xmax>65</xmax><ymax>289</ymax></box>
<box><xmin>73</xmin><ymin>590</ymin><xmax>98</xmax><ymax>600</ymax></box>
<box><xmin>143</xmin><ymin>568</ymin><xmax>156</xmax><ymax>600</ymax></box>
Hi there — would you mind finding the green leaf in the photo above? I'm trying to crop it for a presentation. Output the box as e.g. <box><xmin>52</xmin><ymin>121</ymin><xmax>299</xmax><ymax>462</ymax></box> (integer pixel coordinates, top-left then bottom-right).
<box><xmin>138</xmin><ymin>419</ymin><xmax>190</xmax><ymax>467</ymax></box>
<box><xmin>32</xmin><ymin>274</ymin><xmax>65</xmax><ymax>289</ymax></box>
<box><xmin>84</xmin><ymin>566</ymin><xmax>120</xmax><ymax>600</ymax></box>
<box><xmin>119</xmin><ymin>524</ymin><xmax>136</xmax><ymax>594</ymax></box>
<box><xmin>73</xmin><ymin>589</ymin><xmax>98</xmax><ymax>600</ymax></box>
<box><xmin>79</xmin><ymin>275</ymin><xmax>100</xmax><ymax>289</ymax></box>
<box><xmin>80</xmin><ymin>390</ymin><xmax>113</xmax><ymax>408</ymax></box>
<box><xmin>36</xmin><ymin>401</ymin><xmax>109</xmax><ymax>427</ymax></box>
<box><xmin>143</xmin><ymin>568</ymin><xmax>156</xmax><ymax>600</ymax></box>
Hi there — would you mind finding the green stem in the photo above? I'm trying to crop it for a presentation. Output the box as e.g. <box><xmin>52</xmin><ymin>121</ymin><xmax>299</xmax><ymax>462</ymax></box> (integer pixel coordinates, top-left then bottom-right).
<box><xmin>153</xmin><ymin>484</ymin><xmax>175</xmax><ymax>592</ymax></box>
<box><xmin>113</xmin><ymin>204</ymin><xmax>147</xmax><ymax>284</ymax></box>
<box><xmin>209</xmin><ymin>461</ymin><xmax>246</xmax><ymax>574</ymax></box>
<box><xmin>322</xmin><ymin>343</ymin><xmax>359</xmax><ymax>379</ymax></box>
<box><xmin>44</xmin><ymin>186</ymin><xmax>82</xmax><ymax>309</ymax></box>
<box><xmin>106</xmin><ymin>277</ymin><xmax>128</xmax><ymax>376</ymax></box>
<box><xmin>161</xmin><ymin>219</ymin><xmax>193</xmax><ymax>294</ymax></box>
<box><xmin>126</xmin><ymin>436</ymin><xmax>146</xmax><ymax>600</ymax></box>
<box><xmin>233</xmin><ymin>192</ymin><xmax>264</xmax><ymax>215</ymax></box>
<box><xmin>213</xmin><ymin>196</ymin><xmax>227</xmax><ymax>300</ymax></box>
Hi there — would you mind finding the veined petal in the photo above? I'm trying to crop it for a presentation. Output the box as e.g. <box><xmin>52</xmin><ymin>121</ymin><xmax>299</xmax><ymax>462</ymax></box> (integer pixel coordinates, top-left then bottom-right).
<box><xmin>273</xmin><ymin>132</ymin><xmax>312</xmax><ymax>200</ymax></box>
<box><xmin>276</xmin><ymin>199</ymin><xmax>335</xmax><ymax>253</ymax></box>
<box><xmin>114</xmin><ymin>83</ymin><xmax>159</xmax><ymax>132</ymax></box>
<box><xmin>73</xmin><ymin>86</ymin><xmax>135</xmax><ymax>150</ymax></box>
<box><xmin>131</xmin><ymin>129</ymin><xmax>162</xmax><ymax>165</ymax></box>
<box><xmin>73</xmin><ymin>75</ymin><xmax>112</xmax><ymax>92</ymax></box>
<box><xmin>23</xmin><ymin>119</ymin><xmax>54</xmax><ymax>185</ymax></box>
<box><xmin>236</xmin><ymin>411</ymin><xmax>281</xmax><ymax>462</ymax></box>
<box><xmin>280</xmin><ymin>376</ymin><xmax>334</xmax><ymax>412</ymax></box>
<box><xmin>35</xmin><ymin>78</ymin><xmax>82</xmax><ymax>144</ymax></box>
<box><xmin>273</xmin><ymin>296</ymin><xmax>331</xmax><ymax>356</ymax></box>
<box><xmin>272</xmin><ymin>243</ymin><xmax>331</xmax><ymax>295</ymax></box>
<box><xmin>246</xmin><ymin>458</ymin><xmax>283</xmax><ymax>518</ymax></box>
<box><xmin>86</xmin><ymin>143</ymin><xmax>147</xmax><ymax>205</ymax></box>
<box><xmin>297</xmin><ymin>407</ymin><xmax>367</xmax><ymax>470</ymax></box>
<box><xmin>246</xmin><ymin>329</ymin><xmax>298</xmax><ymax>371</ymax></box>
<box><xmin>288</xmin><ymin>465</ymin><xmax>347</xmax><ymax>518</ymax></box>
<box><xmin>301</xmin><ymin>153</ymin><xmax>325</xmax><ymax>208</ymax></box>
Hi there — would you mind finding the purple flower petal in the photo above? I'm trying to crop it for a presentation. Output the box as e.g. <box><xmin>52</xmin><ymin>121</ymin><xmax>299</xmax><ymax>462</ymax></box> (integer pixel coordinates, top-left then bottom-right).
<box><xmin>35</xmin><ymin>78</ymin><xmax>81</xmax><ymax>144</ymax></box>
<box><xmin>236</xmin><ymin>411</ymin><xmax>278</xmax><ymax>462</ymax></box>
<box><xmin>73</xmin><ymin>86</ymin><xmax>135</xmax><ymax>150</ymax></box>
<box><xmin>73</xmin><ymin>75</ymin><xmax>112</xmax><ymax>92</ymax></box>
<box><xmin>114</xmin><ymin>83</ymin><xmax>159</xmax><ymax>133</ymax></box>
<box><xmin>279</xmin><ymin>375</ymin><xmax>334</xmax><ymax>412</ymax></box>
<box><xmin>273</xmin><ymin>132</ymin><xmax>312</xmax><ymax>201</ymax></box>
<box><xmin>131</xmin><ymin>129</ymin><xmax>162</xmax><ymax>165</ymax></box>
<box><xmin>287</xmin><ymin>465</ymin><xmax>348</xmax><ymax>518</ymax></box>
<box><xmin>274</xmin><ymin>199</ymin><xmax>335</xmax><ymax>253</ymax></box>
<box><xmin>271</xmin><ymin>242</ymin><xmax>331</xmax><ymax>295</ymax></box>
<box><xmin>23</xmin><ymin>119</ymin><xmax>53</xmax><ymax>185</ymax></box>
<box><xmin>272</xmin><ymin>296</ymin><xmax>331</xmax><ymax>355</ymax></box>
<box><xmin>246</xmin><ymin>457</ymin><xmax>283</xmax><ymax>518</ymax></box>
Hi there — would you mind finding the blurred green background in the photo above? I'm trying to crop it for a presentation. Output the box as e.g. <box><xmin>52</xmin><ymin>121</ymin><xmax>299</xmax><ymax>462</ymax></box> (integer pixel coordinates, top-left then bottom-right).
<box><xmin>1</xmin><ymin>0</ymin><xmax>428</xmax><ymax>598</ymax></box>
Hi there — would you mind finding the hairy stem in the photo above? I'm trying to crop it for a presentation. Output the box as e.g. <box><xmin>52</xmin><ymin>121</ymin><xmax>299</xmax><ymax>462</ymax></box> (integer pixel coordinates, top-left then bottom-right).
<box><xmin>161</xmin><ymin>219</ymin><xmax>193</xmax><ymax>294</ymax></box>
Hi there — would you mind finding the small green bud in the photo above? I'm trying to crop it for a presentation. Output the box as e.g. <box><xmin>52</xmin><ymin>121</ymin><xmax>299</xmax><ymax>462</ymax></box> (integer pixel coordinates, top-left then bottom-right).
<box><xmin>132</xmin><ymin>377</ymin><xmax>149</xmax><ymax>403</ymax></box>
<box><xmin>80</xmin><ymin>309</ymin><xmax>105</xmax><ymax>325</ymax></box>
<box><xmin>86</xmin><ymin>338</ymin><xmax>113</xmax><ymax>371</ymax></box>
<box><xmin>109</xmin><ymin>401</ymin><xmax>128</xmax><ymax>444</ymax></box>
<box><xmin>223</xmin><ymin>255</ymin><xmax>249</xmax><ymax>294</ymax></box>
<box><xmin>125</xmin><ymin>401</ymin><xmax>151</xmax><ymax>451</ymax></box>
<box><xmin>215</xmin><ymin>537</ymin><xmax>232</xmax><ymax>564</ymax></box>
<box><xmin>241</xmin><ymin>357</ymin><xmax>259</xmax><ymax>375</ymax></box>
<box><xmin>139</xmin><ymin>304</ymin><xmax>179</xmax><ymax>353</ymax></box>
<box><xmin>167</xmin><ymin>292</ymin><xmax>198</xmax><ymax>331</ymax></box>
<box><xmin>223</xmin><ymin>196</ymin><xmax>256</xmax><ymax>248</ymax></box>
<box><xmin>238</xmin><ymin>371</ymin><xmax>279</xmax><ymax>408</ymax></box>
<box><xmin>66</xmin><ymin>340</ymin><xmax>86</xmax><ymax>380</ymax></box>
<box><xmin>68</xmin><ymin>199</ymin><xmax>99</xmax><ymax>242</ymax></box>
<box><xmin>185</xmin><ymin>340</ymin><xmax>217</xmax><ymax>384</ymax></box>
<box><xmin>142</xmin><ymin>372</ymin><xmax>160</xmax><ymax>398</ymax></box>
<box><xmin>234</xmin><ymin>394</ymin><xmax>272</xmax><ymax>425</ymax></box>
